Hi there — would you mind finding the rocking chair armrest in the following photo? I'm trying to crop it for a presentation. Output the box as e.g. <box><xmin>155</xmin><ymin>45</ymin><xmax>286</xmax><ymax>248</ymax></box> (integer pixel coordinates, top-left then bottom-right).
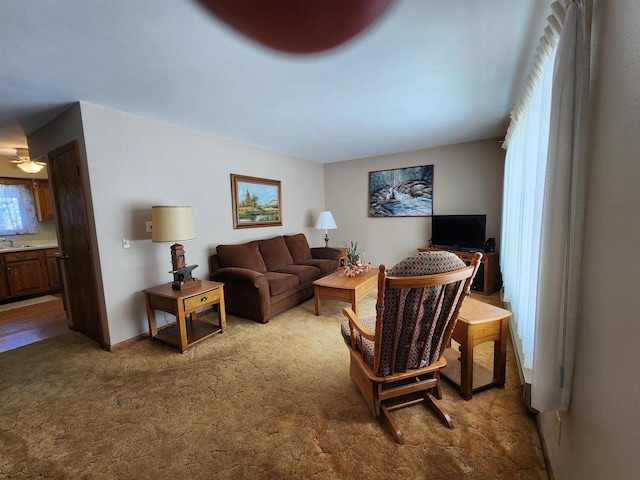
<box><xmin>342</xmin><ymin>307</ymin><xmax>375</xmax><ymax>341</ymax></box>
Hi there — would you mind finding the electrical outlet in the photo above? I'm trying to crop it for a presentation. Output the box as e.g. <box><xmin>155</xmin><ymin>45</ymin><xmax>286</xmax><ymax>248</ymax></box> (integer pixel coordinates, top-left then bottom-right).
<box><xmin>145</xmin><ymin>221</ymin><xmax>153</xmax><ymax>233</ymax></box>
<box><xmin>554</xmin><ymin>411</ymin><xmax>561</xmax><ymax>445</ymax></box>
<box><xmin>122</xmin><ymin>238</ymin><xmax>131</xmax><ymax>249</ymax></box>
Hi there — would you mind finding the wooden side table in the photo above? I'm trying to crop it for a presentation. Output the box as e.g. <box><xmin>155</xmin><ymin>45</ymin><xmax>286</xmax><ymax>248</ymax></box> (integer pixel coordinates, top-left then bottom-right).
<box><xmin>144</xmin><ymin>280</ymin><xmax>226</xmax><ymax>353</ymax></box>
<box><xmin>441</xmin><ymin>297</ymin><xmax>511</xmax><ymax>399</ymax></box>
<box><xmin>334</xmin><ymin>247</ymin><xmax>348</xmax><ymax>267</ymax></box>
<box><xmin>418</xmin><ymin>247</ymin><xmax>502</xmax><ymax>295</ymax></box>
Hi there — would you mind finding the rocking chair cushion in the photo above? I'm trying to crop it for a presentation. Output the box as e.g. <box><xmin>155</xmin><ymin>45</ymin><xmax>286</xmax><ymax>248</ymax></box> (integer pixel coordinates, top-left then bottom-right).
<box><xmin>387</xmin><ymin>250</ymin><xmax>465</xmax><ymax>277</ymax></box>
<box><xmin>341</xmin><ymin>315</ymin><xmax>376</xmax><ymax>368</ymax></box>
<box><xmin>382</xmin><ymin>251</ymin><xmax>466</xmax><ymax>376</ymax></box>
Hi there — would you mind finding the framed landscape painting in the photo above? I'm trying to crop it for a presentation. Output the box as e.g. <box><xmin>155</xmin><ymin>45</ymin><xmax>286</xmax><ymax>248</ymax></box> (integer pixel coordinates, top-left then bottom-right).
<box><xmin>231</xmin><ymin>174</ymin><xmax>282</xmax><ymax>228</ymax></box>
<box><xmin>368</xmin><ymin>165</ymin><xmax>433</xmax><ymax>217</ymax></box>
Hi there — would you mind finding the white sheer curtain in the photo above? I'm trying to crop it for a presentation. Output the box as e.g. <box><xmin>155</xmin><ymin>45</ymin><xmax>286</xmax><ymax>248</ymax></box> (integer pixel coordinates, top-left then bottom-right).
<box><xmin>501</xmin><ymin>0</ymin><xmax>591</xmax><ymax>412</ymax></box>
<box><xmin>0</xmin><ymin>184</ymin><xmax>38</xmax><ymax>235</ymax></box>
<box><xmin>532</xmin><ymin>0</ymin><xmax>591</xmax><ymax>412</ymax></box>
<box><xmin>501</xmin><ymin>4</ymin><xmax>561</xmax><ymax>376</ymax></box>
<box><xmin>501</xmin><ymin>50</ymin><xmax>556</xmax><ymax>375</ymax></box>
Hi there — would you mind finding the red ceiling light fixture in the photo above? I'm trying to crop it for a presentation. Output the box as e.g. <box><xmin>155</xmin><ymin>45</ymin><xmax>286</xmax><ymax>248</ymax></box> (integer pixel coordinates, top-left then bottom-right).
<box><xmin>195</xmin><ymin>0</ymin><xmax>395</xmax><ymax>54</ymax></box>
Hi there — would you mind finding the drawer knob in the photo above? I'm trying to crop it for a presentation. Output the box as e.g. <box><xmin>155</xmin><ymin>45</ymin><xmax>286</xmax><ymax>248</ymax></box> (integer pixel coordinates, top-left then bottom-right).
<box><xmin>200</xmin><ymin>296</ymin><xmax>208</xmax><ymax>302</ymax></box>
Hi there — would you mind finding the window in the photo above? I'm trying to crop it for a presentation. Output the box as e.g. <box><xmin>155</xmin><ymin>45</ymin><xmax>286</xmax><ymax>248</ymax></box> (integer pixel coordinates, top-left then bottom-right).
<box><xmin>0</xmin><ymin>183</ymin><xmax>38</xmax><ymax>235</ymax></box>
<box><xmin>501</xmin><ymin>0</ymin><xmax>590</xmax><ymax>412</ymax></box>
<box><xmin>500</xmin><ymin>46</ymin><xmax>556</xmax><ymax>377</ymax></box>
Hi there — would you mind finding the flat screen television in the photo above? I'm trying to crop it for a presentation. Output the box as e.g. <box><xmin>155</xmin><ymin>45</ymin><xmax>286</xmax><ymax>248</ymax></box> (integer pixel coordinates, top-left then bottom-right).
<box><xmin>431</xmin><ymin>214</ymin><xmax>486</xmax><ymax>251</ymax></box>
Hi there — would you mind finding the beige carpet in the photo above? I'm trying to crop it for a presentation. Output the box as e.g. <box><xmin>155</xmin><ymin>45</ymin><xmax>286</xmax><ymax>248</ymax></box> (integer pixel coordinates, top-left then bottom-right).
<box><xmin>0</xmin><ymin>295</ymin><xmax>548</xmax><ymax>479</ymax></box>
<box><xmin>0</xmin><ymin>295</ymin><xmax>57</xmax><ymax>313</ymax></box>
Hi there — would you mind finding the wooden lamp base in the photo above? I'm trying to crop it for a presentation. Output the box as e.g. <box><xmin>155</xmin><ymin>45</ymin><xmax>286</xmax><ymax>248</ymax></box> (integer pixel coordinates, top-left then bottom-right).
<box><xmin>172</xmin><ymin>278</ymin><xmax>202</xmax><ymax>291</ymax></box>
<box><xmin>169</xmin><ymin>243</ymin><xmax>200</xmax><ymax>290</ymax></box>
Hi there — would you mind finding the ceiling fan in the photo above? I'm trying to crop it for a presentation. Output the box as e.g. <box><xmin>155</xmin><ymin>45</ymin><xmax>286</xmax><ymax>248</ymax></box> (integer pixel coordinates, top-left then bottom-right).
<box><xmin>10</xmin><ymin>148</ymin><xmax>46</xmax><ymax>173</ymax></box>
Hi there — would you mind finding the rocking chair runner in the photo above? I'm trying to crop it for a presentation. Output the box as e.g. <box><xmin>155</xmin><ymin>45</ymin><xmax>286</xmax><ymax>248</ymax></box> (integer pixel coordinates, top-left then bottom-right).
<box><xmin>341</xmin><ymin>250</ymin><xmax>482</xmax><ymax>444</ymax></box>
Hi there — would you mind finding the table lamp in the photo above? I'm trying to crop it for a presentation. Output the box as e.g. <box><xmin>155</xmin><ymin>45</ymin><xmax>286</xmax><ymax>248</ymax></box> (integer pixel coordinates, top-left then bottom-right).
<box><xmin>152</xmin><ymin>206</ymin><xmax>201</xmax><ymax>290</ymax></box>
<box><xmin>315</xmin><ymin>211</ymin><xmax>337</xmax><ymax>247</ymax></box>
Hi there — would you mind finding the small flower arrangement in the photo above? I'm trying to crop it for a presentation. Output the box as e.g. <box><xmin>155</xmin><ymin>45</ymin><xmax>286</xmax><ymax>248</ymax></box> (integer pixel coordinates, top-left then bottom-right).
<box><xmin>339</xmin><ymin>241</ymin><xmax>371</xmax><ymax>277</ymax></box>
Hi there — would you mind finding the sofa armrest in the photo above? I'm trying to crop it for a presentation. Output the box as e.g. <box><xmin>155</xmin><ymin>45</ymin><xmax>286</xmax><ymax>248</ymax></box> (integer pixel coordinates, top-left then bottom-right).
<box><xmin>311</xmin><ymin>247</ymin><xmax>341</xmax><ymax>262</ymax></box>
<box><xmin>210</xmin><ymin>267</ymin><xmax>271</xmax><ymax>323</ymax></box>
<box><xmin>210</xmin><ymin>267</ymin><xmax>267</xmax><ymax>288</ymax></box>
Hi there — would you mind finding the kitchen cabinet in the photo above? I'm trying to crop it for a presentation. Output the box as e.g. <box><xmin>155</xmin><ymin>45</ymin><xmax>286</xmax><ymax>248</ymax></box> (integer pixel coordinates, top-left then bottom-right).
<box><xmin>44</xmin><ymin>248</ymin><xmax>60</xmax><ymax>290</ymax></box>
<box><xmin>4</xmin><ymin>250</ymin><xmax>47</xmax><ymax>297</ymax></box>
<box><xmin>0</xmin><ymin>247</ymin><xmax>60</xmax><ymax>300</ymax></box>
<box><xmin>0</xmin><ymin>255</ymin><xmax>8</xmax><ymax>299</ymax></box>
<box><xmin>35</xmin><ymin>180</ymin><xmax>54</xmax><ymax>221</ymax></box>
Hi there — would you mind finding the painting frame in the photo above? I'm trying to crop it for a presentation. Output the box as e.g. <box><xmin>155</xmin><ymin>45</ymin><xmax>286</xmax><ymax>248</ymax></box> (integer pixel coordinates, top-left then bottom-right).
<box><xmin>368</xmin><ymin>165</ymin><xmax>434</xmax><ymax>217</ymax></box>
<box><xmin>230</xmin><ymin>174</ymin><xmax>282</xmax><ymax>229</ymax></box>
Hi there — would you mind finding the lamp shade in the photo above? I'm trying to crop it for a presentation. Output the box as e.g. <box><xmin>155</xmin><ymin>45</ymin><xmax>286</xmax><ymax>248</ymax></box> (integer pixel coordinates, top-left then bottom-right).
<box><xmin>315</xmin><ymin>211</ymin><xmax>337</xmax><ymax>230</ymax></box>
<box><xmin>152</xmin><ymin>206</ymin><xmax>195</xmax><ymax>242</ymax></box>
<box><xmin>17</xmin><ymin>161</ymin><xmax>44</xmax><ymax>174</ymax></box>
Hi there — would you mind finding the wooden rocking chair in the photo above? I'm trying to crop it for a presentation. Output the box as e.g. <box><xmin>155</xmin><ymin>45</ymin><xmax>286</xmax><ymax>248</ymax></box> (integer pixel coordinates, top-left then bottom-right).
<box><xmin>341</xmin><ymin>250</ymin><xmax>481</xmax><ymax>444</ymax></box>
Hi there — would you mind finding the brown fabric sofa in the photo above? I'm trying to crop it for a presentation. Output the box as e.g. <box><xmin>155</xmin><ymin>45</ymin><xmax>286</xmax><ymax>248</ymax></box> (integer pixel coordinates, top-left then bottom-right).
<box><xmin>209</xmin><ymin>234</ymin><xmax>340</xmax><ymax>323</ymax></box>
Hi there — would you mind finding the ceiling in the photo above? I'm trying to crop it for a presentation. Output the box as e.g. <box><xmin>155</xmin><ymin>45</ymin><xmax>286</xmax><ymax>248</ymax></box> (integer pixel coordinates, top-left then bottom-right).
<box><xmin>0</xmin><ymin>0</ymin><xmax>549</xmax><ymax>163</ymax></box>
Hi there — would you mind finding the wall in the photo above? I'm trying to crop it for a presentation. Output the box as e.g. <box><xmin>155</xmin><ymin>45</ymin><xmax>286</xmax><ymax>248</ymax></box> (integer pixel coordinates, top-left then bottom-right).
<box><xmin>538</xmin><ymin>1</ymin><xmax>640</xmax><ymax>478</ymax></box>
<box><xmin>323</xmin><ymin>138</ymin><xmax>505</xmax><ymax>267</ymax></box>
<box><xmin>50</xmin><ymin>102</ymin><xmax>325</xmax><ymax>346</ymax></box>
<box><xmin>1</xmin><ymin>220</ymin><xmax>57</xmax><ymax>243</ymax></box>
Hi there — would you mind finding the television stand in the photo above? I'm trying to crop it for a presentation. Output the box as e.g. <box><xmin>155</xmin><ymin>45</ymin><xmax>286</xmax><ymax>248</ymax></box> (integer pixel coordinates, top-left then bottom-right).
<box><xmin>418</xmin><ymin>247</ymin><xmax>502</xmax><ymax>296</ymax></box>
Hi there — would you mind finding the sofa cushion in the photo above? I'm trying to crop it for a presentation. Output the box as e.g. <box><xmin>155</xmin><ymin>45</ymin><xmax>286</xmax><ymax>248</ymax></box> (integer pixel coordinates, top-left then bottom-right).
<box><xmin>273</xmin><ymin>264</ymin><xmax>321</xmax><ymax>284</ymax></box>
<box><xmin>216</xmin><ymin>241</ymin><xmax>267</xmax><ymax>273</ymax></box>
<box><xmin>263</xmin><ymin>272</ymin><xmax>299</xmax><ymax>296</ymax></box>
<box><xmin>298</xmin><ymin>258</ymin><xmax>337</xmax><ymax>275</ymax></box>
<box><xmin>284</xmin><ymin>234</ymin><xmax>312</xmax><ymax>263</ymax></box>
<box><xmin>259</xmin><ymin>236</ymin><xmax>294</xmax><ymax>271</ymax></box>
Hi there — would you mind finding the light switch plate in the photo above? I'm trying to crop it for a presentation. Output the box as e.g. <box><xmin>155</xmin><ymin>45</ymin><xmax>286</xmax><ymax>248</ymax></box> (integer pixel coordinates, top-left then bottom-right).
<box><xmin>122</xmin><ymin>238</ymin><xmax>131</xmax><ymax>249</ymax></box>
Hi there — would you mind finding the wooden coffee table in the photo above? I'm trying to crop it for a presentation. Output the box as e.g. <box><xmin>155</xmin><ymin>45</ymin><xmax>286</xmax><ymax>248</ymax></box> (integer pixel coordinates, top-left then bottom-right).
<box><xmin>313</xmin><ymin>269</ymin><xmax>378</xmax><ymax>316</ymax></box>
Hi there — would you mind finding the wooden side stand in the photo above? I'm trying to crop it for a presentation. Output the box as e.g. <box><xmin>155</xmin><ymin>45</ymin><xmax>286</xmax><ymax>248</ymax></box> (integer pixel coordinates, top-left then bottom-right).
<box><xmin>440</xmin><ymin>297</ymin><xmax>512</xmax><ymax>400</ymax></box>
<box><xmin>144</xmin><ymin>280</ymin><xmax>226</xmax><ymax>353</ymax></box>
<box><xmin>418</xmin><ymin>247</ymin><xmax>501</xmax><ymax>295</ymax></box>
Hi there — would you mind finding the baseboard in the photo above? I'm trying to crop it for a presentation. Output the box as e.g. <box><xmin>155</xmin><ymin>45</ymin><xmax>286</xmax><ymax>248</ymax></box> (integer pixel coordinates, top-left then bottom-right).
<box><xmin>109</xmin><ymin>332</ymin><xmax>148</xmax><ymax>351</ymax></box>
<box><xmin>536</xmin><ymin>413</ymin><xmax>556</xmax><ymax>480</ymax></box>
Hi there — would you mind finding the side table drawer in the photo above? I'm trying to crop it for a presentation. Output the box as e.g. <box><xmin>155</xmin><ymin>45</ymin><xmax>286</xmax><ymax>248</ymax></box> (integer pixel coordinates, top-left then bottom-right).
<box><xmin>183</xmin><ymin>287</ymin><xmax>221</xmax><ymax>311</ymax></box>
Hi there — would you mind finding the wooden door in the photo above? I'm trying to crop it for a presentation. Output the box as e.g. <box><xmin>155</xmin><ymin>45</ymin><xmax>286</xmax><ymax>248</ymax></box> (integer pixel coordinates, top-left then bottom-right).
<box><xmin>47</xmin><ymin>141</ymin><xmax>104</xmax><ymax>346</ymax></box>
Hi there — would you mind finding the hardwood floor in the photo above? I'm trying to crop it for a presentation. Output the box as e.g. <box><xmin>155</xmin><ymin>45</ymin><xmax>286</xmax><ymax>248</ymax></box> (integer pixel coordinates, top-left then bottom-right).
<box><xmin>0</xmin><ymin>294</ymin><xmax>69</xmax><ymax>353</ymax></box>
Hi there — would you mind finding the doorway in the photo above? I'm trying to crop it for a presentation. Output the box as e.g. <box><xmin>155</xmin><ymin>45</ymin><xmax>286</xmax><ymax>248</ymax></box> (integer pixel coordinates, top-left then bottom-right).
<box><xmin>47</xmin><ymin>141</ymin><xmax>105</xmax><ymax>347</ymax></box>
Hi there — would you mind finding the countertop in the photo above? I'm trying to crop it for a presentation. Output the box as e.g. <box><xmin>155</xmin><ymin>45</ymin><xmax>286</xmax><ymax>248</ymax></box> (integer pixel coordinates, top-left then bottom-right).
<box><xmin>0</xmin><ymin>241</ymin><xmax>59</xmax><ymax>253</ymax></box>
